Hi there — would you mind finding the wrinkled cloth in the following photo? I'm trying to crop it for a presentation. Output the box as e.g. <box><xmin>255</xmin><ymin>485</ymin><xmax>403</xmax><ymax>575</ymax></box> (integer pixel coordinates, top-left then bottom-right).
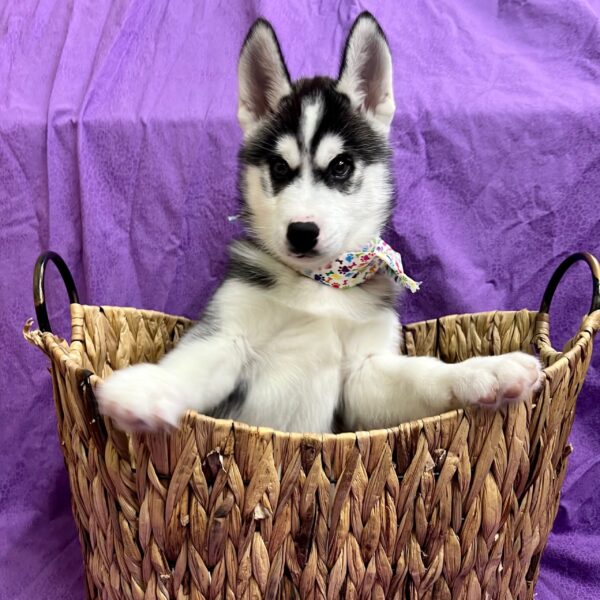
<box><xmin>1</xmin><ymin>1</ymin><xmax>600</xmax><ymax>598</ymax></box>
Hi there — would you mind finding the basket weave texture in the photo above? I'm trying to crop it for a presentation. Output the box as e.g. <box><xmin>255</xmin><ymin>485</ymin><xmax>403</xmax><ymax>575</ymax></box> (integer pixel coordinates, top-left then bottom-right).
<box><xmin>24</xmin><ymin>303</ymin><xmax>600</xmax><ymax>600</ymax></box>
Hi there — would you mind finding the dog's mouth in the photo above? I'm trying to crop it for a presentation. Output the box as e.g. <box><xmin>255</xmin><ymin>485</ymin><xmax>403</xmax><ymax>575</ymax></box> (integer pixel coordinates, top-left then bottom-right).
<box><xmin>280</xmin><ymin>236</ymin><xmax>345</xmax><ymax>268</ymax></box>
<box><xmin>280</xmin><ymin>247</ymin><xmax>328</xmax><ymax>271</ymax></box>
<box><xmin>289</xmin><ymin>250</ymin><xmax>318</xmax><ymax>259</ymax></box>
<box><xmin>285</xmin><ymin>243</ymin><xmax>320</xmax><ymax>260</ymax></box>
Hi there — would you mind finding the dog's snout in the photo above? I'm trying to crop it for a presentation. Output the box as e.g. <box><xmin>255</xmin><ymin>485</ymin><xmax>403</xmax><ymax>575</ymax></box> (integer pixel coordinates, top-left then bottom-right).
<box><xmin>287</xmin><ymin>221</ymin><xmax>320</xmax><ymax>253</ymax></box>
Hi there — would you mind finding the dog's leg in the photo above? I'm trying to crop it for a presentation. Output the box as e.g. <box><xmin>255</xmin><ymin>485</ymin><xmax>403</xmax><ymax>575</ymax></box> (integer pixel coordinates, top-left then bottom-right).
<box><xmin>96</xmin><ymin>331</ymin><xmax>248</xmax><ymax>431</ymax></box>
<box><xmin>342</xmin><ymin>314</ymin><xmax>543</xmax><ymax>430</ymax></box>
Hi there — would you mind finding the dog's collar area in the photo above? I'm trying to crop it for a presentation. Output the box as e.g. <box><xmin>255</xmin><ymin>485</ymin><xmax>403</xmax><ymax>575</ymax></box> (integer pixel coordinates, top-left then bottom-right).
<box><xmin>298</xmin><ymin>237</ymin><xmax>421</xmax><ymax>291</ymax></box>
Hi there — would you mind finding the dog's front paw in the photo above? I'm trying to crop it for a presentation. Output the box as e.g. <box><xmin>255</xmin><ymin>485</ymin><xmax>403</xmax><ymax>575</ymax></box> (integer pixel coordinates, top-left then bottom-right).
<box><xmin>451</xmin><ymin>352</ymin><xmax>543</xmax><ymax>409</ymax></box>
<box><xmin>96</xmin><ymin>364</ymin><xmax>189</xmax><ymax>431</ymax></box>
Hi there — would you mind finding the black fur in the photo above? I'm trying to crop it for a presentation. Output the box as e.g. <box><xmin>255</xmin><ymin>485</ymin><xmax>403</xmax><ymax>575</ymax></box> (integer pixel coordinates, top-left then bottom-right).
<box><xmin>331</xmin><ymin>403</ymin><xmax>347</xmax><ymax>434</ymax></box>
<box><xmin>239</xmin><ymin>77</ymin><xmax>391</xmax><ymax>194</ymax></box>
<box><xmin>378</xmin><ymin>292</ymin><xmax>396</xmax><ymax>310</ymax></box>
<box><xmin>206</xmin><ymin>381</ymin><xmax>247</xmax><ymax>420</ymax></box>
<box><xmin>227</xmin><ymin>242</ymin><xmax>278</xmax><ymax>288</ymax></box>
<box><xmin>308</xmin><ymin>81</ymin><xmax>390</xmax><ymax>166</ymax></box>
<box><xmin>268</xmin><ymin>159</ymin><xmax>300</xmax><ymax>195</ymax></box>
<box><xmin>237</xmin><ymin>13</ymin><xmax>394</xmax><ymax>242</ymax></box>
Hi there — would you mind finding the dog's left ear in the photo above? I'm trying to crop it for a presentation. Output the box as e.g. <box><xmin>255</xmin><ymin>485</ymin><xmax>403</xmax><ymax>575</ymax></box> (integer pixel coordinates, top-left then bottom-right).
<box><xmin>238</xmin><ymin>19</ymin><xmax>292</xmax><ymax>136</ymax></box>
<box><xmin>337</xmin><ymin>12</ymin><xmax>395</xmax><ymax>132</ymax></box>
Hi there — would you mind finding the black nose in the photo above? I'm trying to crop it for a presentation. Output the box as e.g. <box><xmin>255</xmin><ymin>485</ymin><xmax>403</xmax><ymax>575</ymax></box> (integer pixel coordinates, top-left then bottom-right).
<box><xmin>287</xmin><ymin>221</ymin><xmax>320</xmax><ymax>253</ymax></box>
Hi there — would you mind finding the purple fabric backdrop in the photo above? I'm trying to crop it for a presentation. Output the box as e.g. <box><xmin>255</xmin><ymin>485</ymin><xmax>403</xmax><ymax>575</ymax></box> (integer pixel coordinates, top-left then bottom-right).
<box><xmin>1</xmin><ymin>1</ymin><xmax>599</xmax><ymax>598</ymax></box>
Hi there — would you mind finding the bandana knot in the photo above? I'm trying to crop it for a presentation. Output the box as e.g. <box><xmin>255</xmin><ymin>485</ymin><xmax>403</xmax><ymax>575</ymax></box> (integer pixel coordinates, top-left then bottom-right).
<box><xmin>301</xmin><ymin>237</ymin><xmax>420</xmax><ymax>292</ymax></box>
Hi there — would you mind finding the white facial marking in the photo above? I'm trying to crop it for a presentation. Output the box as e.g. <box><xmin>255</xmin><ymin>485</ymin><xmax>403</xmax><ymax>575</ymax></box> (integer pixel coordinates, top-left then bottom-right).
<box><xmin>301</xmin><ymin>99</ymin><xmax>323</xmax><ymax>150</ymax></box>
<box><xmin>276</xmin><ymin>135</ymin><xmax>301</xmax><ymax>169</ymax></box>
<box><xmin>314</xmin><ymin>134</ymin><xmax>345</xmax><ymax>170</ymax></box>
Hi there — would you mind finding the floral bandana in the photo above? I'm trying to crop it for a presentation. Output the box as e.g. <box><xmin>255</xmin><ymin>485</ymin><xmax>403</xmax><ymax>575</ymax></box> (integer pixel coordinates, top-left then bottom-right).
<box><xmin>301</xmin><ymin>237</ymin><xmax>421</xmax><ymax>292</ymax></box>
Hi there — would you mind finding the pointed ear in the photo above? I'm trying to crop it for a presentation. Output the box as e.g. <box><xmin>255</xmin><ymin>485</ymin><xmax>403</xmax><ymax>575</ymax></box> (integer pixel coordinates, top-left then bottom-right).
<box><xmin>337</xmin><ymin>12</ymin><xmax>395</xmax><ymax>132</ymax></box>
<box><xmin>238</xmin><ymin>19</ymin><xmax>292</xmax><ymax>135</ymax></box>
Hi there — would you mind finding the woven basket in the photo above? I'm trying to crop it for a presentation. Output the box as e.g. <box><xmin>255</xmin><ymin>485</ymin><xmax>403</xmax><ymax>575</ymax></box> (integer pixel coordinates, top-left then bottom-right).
<box><xmin>25</xmin><ymin>251</ymin><xmax>600</xmax><ymax>600</ymax></box>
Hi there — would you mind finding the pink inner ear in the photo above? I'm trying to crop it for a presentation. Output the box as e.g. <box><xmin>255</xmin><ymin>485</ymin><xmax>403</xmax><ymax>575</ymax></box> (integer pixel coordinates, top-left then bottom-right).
<box><xmin>240</xmin><ymin>25</ymin><xmax>291</xmax><ymax>121</ymax></box>
<box><xmin>360</xmin><ymin>39</ymin><xmax>387</xmax><ymax>113</ymax></box>
<box><xmin>246</xmin><ymin>47</ymin><xmax>272</xmax><ymax>118</ymax></box>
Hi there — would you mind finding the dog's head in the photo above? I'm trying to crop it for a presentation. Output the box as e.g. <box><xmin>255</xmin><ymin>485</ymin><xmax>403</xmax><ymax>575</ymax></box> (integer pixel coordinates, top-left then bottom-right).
<box><xmin>237</xmin><ymin>12</ymin><xmax>395</xmax><ymax>269</ymax></box>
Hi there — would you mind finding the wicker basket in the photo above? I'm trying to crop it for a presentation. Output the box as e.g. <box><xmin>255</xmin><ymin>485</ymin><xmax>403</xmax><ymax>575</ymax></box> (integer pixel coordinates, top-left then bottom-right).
<box><xmin>24</xmin><ymin>251</ymin><xmax>600</xmax><ymax>600</ymax></box>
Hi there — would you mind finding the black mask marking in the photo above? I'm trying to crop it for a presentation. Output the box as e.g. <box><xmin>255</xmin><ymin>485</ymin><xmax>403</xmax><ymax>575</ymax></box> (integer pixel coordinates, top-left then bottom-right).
<box><xmin>239</xmin><ymin>77</ymin><xmax>391</xmax><ymax>196</ymax></box>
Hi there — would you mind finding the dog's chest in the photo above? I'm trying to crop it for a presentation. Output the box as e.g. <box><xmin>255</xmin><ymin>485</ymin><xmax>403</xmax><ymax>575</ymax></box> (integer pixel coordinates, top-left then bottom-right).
<box><xmin>238</xmin><ymin>310</ymin><xmax>343</xmax><ymax>432</ymax></box>
<box><xmin>240</xmin><ymin>278</ymin><xmax>385</xmax><ymax>360</ymax></box>
<box><xmin>231</xmin><ymin>285</ymin><xmax>375</xmax><ymax>431</ymax></box>
<box><xmin>247</xmin><ymin>294</ymin><xmax>345</xmax><ymax>371</ymax></box>
<box><xmin>217</xmin><ymin>277</ymin><xmax>398</xmax><ymax>432</ymax></box>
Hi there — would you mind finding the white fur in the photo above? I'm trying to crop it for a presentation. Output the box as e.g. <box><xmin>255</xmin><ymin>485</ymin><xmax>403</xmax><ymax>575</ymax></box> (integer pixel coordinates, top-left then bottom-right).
<box><xmin>314</xmin><ymin>134</ymin><xmax>345</xmax><ymax>170</ymax></box>
<box><xmin>244</xmin><ymin>159</ymin><xmax>391</xmax><ymax>272</ymax></box>
<box><xmin>97</xmin><ymin>14</ymin><xmax>543</xmax><ymax>434</ymax></box>
<box><xmin>301</xmin><ymin>99</ymin><xmax>323</xmax><ymax>149</ymax></box>
<box><xmin>276</xmin><ymin>135</ymin><xmax>301</xmax><ymax>169</ymax></box>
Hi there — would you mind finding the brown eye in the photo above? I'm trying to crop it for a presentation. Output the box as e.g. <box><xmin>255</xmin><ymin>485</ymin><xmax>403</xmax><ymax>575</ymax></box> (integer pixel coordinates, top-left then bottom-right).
<box><xmin>329</xmin><ymin>154</ymin><xmax>353</xmax><ymax>180</ymax></box>
<box><xmin>270</xmin><ymin>158</ymin><xmax>291</xmax><ymax>181</ymax></box>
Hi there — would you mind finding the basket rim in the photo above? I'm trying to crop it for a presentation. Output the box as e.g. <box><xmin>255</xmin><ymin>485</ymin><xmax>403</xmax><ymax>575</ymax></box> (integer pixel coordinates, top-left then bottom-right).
<box><xmin>175</xmin><ymin>391</ymin><xmax>466</xmax><ymax>443</ymax></box>
<box><xmin>26</xmin><ymin>303</ymin><xmax>600</xmax><ymax>442</ymax></box>
<box><xmin>79</xmin><ymin>304</ymin><xmax>537</xmax><ymax>443</ymax></box>
<box><xmin>84</xmin><ymin>303</ymin><xmax>534</xmax><ymax>325</ymax></box>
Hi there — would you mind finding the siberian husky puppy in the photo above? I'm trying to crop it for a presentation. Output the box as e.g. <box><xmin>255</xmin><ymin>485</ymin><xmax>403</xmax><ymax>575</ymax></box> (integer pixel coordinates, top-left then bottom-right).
<box><xmin>97</xmin><ymin>13</ymin><xmax>542</xmax><ymax>433</ymax></box>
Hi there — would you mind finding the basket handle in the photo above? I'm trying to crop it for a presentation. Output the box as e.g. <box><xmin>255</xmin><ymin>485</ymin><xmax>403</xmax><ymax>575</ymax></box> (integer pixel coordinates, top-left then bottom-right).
<box><xmin>34</xmin><ymin>251</ymin><xmax>80</xmax><ymax>334</ymax></box>
<box><xmin>535</xmin><ymin>252</ymin><xmax>600</xmax><ymax>355</ymax></box>
<box><xmin>34</xmin><ymin>253</ymin><xmax>109</xmax><ymax>447</ymax></box>
<box><xmin>539</xmin><ymin>252</ymin><xmax>600</xmax><ymax>316</ymax></box>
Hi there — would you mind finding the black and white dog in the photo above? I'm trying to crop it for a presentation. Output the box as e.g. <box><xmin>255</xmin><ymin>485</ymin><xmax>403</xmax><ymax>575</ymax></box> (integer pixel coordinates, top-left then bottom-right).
<box><xmin>97</xmin><ymin>13</ymin><xmax>541</xmax><ymax>433</ymax></box>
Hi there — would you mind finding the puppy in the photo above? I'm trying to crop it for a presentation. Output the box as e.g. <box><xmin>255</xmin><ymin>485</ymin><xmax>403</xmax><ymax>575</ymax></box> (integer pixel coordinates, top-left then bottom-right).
<box><xmin>97</xmin><ymin>12</ymin><xmax>541</xmax><ymax>434</ymax></box>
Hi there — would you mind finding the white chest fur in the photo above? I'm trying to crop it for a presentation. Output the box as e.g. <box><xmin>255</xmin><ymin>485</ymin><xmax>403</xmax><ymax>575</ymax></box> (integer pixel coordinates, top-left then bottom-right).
<box><xmin>213</xmin><ymin>277</ymin><xmax>401</xmax><ymax>432</ymax></box>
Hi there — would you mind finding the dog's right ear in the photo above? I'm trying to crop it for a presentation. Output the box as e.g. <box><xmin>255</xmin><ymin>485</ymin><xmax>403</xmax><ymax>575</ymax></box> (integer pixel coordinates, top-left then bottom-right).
<box><xmin>238</xmin><ymin>19</ymin><xmax>292</xmax><ymax>136</ymax></box>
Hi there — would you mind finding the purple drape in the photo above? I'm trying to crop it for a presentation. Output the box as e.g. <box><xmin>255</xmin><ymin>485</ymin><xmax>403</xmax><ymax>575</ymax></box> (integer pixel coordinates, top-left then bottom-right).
<box><xmin>1</xmin><ymin>1</ymin><xmax>599</xmax><ymax>598</ymax></box>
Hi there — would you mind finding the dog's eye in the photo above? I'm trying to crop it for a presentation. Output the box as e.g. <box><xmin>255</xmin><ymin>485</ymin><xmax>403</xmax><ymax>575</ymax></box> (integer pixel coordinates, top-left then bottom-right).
<box><xmin>270</xmin><ymin>158</ymin><xmax>291</xmax><ymax>181</ymax></box>
<box><xmin>329</xmin><ymin>155</ymin><xmax>353</xmax><ymax>180</ymax></box>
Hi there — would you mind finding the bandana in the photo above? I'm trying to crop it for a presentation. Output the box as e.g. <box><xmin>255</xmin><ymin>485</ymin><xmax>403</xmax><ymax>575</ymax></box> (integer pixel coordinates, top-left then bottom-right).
<box><xmin>300</xmin><ymin>237</ymin><xmax>421</xmax><ymax>292</ymax></box>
